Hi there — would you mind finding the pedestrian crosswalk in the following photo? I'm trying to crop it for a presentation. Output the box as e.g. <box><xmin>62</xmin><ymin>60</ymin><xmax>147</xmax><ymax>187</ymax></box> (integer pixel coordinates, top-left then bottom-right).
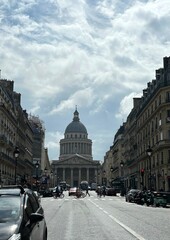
<box><xmin>42</xmin><ymin>196</ymin><xmax>119</xmax><ymax>202</ymax></box>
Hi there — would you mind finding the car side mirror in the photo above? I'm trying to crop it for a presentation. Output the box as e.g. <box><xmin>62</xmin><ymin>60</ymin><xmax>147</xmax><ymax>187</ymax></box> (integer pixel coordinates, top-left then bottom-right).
<box><xmin>29</xmin><ymin>213</ymin><xmax>44</xmax><ymax>224</ymax></box>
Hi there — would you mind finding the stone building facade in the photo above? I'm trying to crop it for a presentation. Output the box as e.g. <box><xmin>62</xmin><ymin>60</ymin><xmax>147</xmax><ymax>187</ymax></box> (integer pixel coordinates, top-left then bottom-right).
<box><xmin>136</xmin><ymin>57</ymin><xmax>170</xmax><ymax>191</ymax></box>
<box><xmin>0</xmin><ymin>80</ymin><xmax>34</xmax><ymax>185</ymax></box>
<box><xmin>51</xmin><ymin>109</ymin><xmax>101</xmax><ymax>187</ymax></box>
<box><xmin>102</xmin><ymin>56</ymin><xmax>170</xmax><ymax>192</ymax></box>
<box><xmin>0</xmin><ymin>79</ymin><xmax>50</xmax><ymax>187</ymax></box>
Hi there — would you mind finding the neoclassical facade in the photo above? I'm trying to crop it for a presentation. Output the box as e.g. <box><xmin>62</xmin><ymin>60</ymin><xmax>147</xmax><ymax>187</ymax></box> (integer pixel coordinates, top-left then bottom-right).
<box><xmin>51</xmin><ymin>109</ymin><xmax>101</xmax><ymax>187</ymax></box>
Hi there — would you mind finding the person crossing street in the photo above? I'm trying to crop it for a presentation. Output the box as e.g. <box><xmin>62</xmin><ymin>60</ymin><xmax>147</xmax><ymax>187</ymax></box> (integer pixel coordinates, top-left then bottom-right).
<box><xmin>86</xmin><ymin>186</ymin><xmax>90</xmax><ymax>196</ymax></box>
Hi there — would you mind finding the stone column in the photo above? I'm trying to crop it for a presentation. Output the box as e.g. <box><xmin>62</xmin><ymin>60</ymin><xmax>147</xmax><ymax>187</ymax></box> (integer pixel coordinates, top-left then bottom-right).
<box><xmin>87</xmin><ymin>168</ymin><xmax>89</xmax><ymax>183</ymax></box>
<box><xmin>71</xmin><ymin>168</ymin><xmax>73</xmax><ymax>187</ymax></box>
<box><xmin>63</xmin><ymin>168</ymin><xmax>65</xmax><ymax>181</ymax></box>
<box><xmin>95</xmin><ymin>169</ymin><xmax>97</xmax><ymax>184</ymax></box>
<box><xmin>54</xmin><ymin>169</ymin><xmax>58</xmax><ymax>186</ymax></box>
<box><xmin>79</xmin><ymin>168</ymin><xmax>81</xmax><ymax>185</ymax></box>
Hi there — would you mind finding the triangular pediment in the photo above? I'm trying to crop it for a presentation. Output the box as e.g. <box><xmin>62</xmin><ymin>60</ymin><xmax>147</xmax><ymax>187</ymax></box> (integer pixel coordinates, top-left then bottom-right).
<box><xmin>57</xmin><ymin>154</ymin><xmax>94</xmax><ymax>165</ymax></box>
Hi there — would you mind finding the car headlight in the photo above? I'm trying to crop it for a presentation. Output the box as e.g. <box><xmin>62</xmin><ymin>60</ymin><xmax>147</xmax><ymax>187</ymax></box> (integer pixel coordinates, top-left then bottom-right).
<box><xmin>8</xmin><ymin>234</ymin><xmax>21</xmax><ymax>240</ymax></box>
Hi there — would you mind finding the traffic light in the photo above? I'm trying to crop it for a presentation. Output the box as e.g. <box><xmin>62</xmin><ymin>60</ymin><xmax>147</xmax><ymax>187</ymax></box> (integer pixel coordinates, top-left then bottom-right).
<box><xmin>140</xmin><ymin>168</ymin><xmax>144</xmax><ymax>177</ymax></box>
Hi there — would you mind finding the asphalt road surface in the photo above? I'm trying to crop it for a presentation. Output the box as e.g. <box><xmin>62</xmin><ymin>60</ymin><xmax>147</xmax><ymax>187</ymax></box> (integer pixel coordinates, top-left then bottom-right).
<box><xmin>41</xmin><ymin>191</ymin><xmax>170</xmax><ymax>240</ymax></box>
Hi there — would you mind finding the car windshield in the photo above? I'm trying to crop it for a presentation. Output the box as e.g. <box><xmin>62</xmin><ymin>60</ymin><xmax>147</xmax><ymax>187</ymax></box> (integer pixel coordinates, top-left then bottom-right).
<box><xmin>0</xmin><ymin>196</ymin><xmax>21</xmax><ymax>223</ymax></box>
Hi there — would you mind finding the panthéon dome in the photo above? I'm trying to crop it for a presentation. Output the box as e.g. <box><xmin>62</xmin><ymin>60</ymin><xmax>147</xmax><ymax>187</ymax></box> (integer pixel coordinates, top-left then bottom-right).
<box><xmin>65</xmin><ymin>109</ymin><xmax>87</xmax><ymax>134</ymax></box>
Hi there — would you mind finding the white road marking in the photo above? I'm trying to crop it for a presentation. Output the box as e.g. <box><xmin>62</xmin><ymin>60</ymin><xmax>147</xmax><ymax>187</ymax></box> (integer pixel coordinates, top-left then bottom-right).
<box><xmin>89</xmin><ymin>199</ymin><xmax>146</xmax><ymax>240</ymax></box>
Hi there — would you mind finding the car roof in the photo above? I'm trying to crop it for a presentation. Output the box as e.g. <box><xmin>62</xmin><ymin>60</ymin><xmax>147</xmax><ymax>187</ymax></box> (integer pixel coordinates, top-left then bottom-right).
<box><xmin>0</xmin><ymin>185</ymin><xmax>25</xmax><ymax>196</ymax></box>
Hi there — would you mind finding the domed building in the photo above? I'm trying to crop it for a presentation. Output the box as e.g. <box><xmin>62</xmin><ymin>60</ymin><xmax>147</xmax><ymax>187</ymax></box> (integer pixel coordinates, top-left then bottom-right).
<box><xmin>51</xmin><ymin>108</ymin><xmax>101</xmax><ymax>187</ymax></box>
<box><xmin>59</xmin><ymin>109</ymin><xmax>92</xmax><ymax>161</ymax></box>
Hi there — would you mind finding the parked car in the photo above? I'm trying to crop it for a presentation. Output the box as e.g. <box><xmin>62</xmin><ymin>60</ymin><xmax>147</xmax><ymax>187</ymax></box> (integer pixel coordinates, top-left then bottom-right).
<box><xmin>106</xmin><ymin>187</ymin><xmax>117</xmax><ymax>196</ymax></box>
<box><xmin>68</xmin><ymin>187</ymin><xmax>77</xmax><ymax>196</ymax></box>
<box><xmin>0</xmin><ymin>185</ymin><xmax>47</xmax><ymax>240</ymax></box>
<box><xmin>125</xmin><ymin>189</ymin><xmax>140</xmax><ymax>202</ymax></box>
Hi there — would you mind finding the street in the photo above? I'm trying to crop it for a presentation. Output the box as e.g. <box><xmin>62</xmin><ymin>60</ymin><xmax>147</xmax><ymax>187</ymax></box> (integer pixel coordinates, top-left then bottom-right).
<box><xmin>41</xmin><ymin>191</ymin><xmax>170</xmax><ymax>240</ymax></box>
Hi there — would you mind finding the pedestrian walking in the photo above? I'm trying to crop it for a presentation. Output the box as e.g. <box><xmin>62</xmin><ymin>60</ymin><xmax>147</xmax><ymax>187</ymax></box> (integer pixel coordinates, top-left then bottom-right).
<box><xmin>102</xmin><ymin>185</ymin><xmax>106</xmax><ymax>197</ymax></box>
<box><xmin>86</xmin><ymin>187</ymin><xmax>90</xmax><ymax>196</ymax></box>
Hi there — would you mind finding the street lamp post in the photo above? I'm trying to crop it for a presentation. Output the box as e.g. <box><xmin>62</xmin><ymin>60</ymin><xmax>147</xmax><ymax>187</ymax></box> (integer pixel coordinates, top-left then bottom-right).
<box><xmin>97</xmin><ymin>171</ymin><xmax>100</xmax><ymax>186</ymax></box>
<box><xmin>44</xmin><ymin>167</ymin><xmax>48</xmax><ymax>189</ymax></box>
<box><xmin>162</xmin><ymin>169</ymin><xmax>165</xmax><ymax>191</ymax></box>
<box><xmin>35</xmin><ymin>161</ymin><xmax>39</xmax><ymax>191</ymax></box>
<box><xmin>13</xmin><ymin>147</ymin><xmax>20</xmax><ymax>185</ymax></box>
<box><xmin>55</xmin><ymin>173</ymin><xmax>57</xmax><ymax>186</ymax></box>
<box><xmin>102</xmin><ymin>170</ymin><xmax>106</xmax><ymax>185</ymax></box>
<box><xmin>50</xmin><ymin>170</ymin><xmax>53</xmax><ymax>187</ymax></box>
<box><xmin>146</xmin><ymin>146</ymin><xmax>152</xmax><ymax>190</ymax></box>
<box><xmin>120</xmin><ymin>161</ymin><xmax>125</xmax><ymax>196</ymax></box>
<box><xmin>120</xmin><ymin>160</ymin><xmax>124</xmax><ymax>171</ymax></box>
<box><xmin>57</xmin><ymin>177</ymin><xmax>59</xmax><ymax>185</ymax></box>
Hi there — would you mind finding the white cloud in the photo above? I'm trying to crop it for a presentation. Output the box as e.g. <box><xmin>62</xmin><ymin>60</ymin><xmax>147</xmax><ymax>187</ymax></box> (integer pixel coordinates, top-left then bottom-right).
<box><xmin>0</xmin><ymin>0</ymin><xmax>170</xmax><ymax>160</ymax></box>
<box><xmin>49</xmin><ymin>87</ymin><xmax>96</xmax><ymax>115</ymax></box>
<box><xmin>115</xmin><ymin>92</ymin><xmax>142</xmax><ymax>121</ymax></box>
<box><xmin>45</xmin><ymin>131</ymin><xmax>63</xmax><ymax>159</ymax></box>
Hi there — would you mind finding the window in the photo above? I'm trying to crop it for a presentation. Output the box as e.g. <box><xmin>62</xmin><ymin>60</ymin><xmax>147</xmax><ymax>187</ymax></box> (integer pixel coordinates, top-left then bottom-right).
<box><xmin>167</xmin><ymin>110</ymin><xmax>170</xmax><ymax>117</ymax></box>
<box><xmin>28</xmin><ymin>192</ymin><xmax>39</xmax><ymax>212</ymax></box>
<box><xmin>153</xmin><ymin>156</ymin><xmax>155</xmax><ymax>168</ymax></box>
<box><xmin>148</xmin><ymin>108</ymin><xmax>150</xmax><ymax>116</ymax></box>
<box><xmin>160</xmin><ymin>131</ymin><xmax>163</xmax><ymax>140</ymax></box>
<box><xmin>168</xmin><ymin>130</ymin><xmax>170</xmax><ymax>140</ymax></box>
<box><xmin>161</xmin><ymin>152</ymin><xmax>164</xmax><ymax>164</ymax></box>
<box><xmin>151</xmin><ymin>105</ymin><xmax>153</xmax><ymax>113</ymax></box>
<box><xmin>148</xmin><ymin>124</ymin><xmax>150</xmax><ymax>135</ymax></box>
<box><xmin>151</xmin><ymin>121</ymin><xmax>154</xmax><ymax>132</ymax></box>
<box><xmin>0</xmin><ymin>196</ymin><xmax>20</xmax><ymax>222</ymax></box>
<box><xmin>159</xmin><ymin>112</ymin><xmax>162</xmax><ymax>126</ymax></box>
<box><xmin>24</xmin><ymin>197</ymin><xmax>34</xmax><ymax>222</ymax></box>
<box><xmin>156</xmin><ymin>134</ymin><xmax>158</xmax><ymax>143</ymax></box>
<box><xmin>167</xmin><ymin>110</ymin><xmax>170</xmax><ymax>122</ymax></box>
<box><xmin>155</xmin><ymin>117</ymin><xmax>158</xmax><ymax>129</ymax></box>
<box><xmin>156</xmin><ymin>153</ymin><xmax>159</xmax><ymax>166</ymax></box>
<box><xmin>166</xmin><ymin>92</ymin><xmax>170</xmax><ymax>102</ymax></box>
<box><xmin>168</xmin><ymin>150</ymin><xmax>170</xmax><ymax>163</ymax></box>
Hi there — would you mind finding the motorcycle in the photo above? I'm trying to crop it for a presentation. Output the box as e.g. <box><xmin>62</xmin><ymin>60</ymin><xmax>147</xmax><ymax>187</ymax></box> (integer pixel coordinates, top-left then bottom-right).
<box><xmin>53</xmin><ymin>191</ymin><xmax>65</xmax><ymax>199</ymax></box>
<box><xmin>75</xmin><ymin>190</ymin><xmax>86</xmax><ymax>198</ymax></box>
<box><xmin>134</xmin><ymin>191</ymin><xmax>145</xmax><ymax>205</ymax></box>
<box><xmin>144</xmin><ymin>191</ymin><xmax>154</xmax><ymax>206</ymax></box>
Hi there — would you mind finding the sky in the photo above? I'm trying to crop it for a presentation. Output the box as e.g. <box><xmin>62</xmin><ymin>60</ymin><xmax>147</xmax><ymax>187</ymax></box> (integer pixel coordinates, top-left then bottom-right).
<box><xmin>0</xmin><ymin>0</ymin><xmax>170</xmax><ymax>162</ymax></box>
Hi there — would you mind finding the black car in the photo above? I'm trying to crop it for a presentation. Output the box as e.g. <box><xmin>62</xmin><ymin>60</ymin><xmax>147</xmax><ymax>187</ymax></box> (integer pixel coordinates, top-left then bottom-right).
<box><xmin>106</xmin><ymin>187</ymin><xmax>117</xmax><ymax>196</ymax></box>
<box><xmin>42</xmin><ymin>189</ymin><xmax>53</xmax><ymax>197</ymax></box>
<box><xmin>125</xmin><ymin>189</ymin><xmax>140</xmax><ymax>202</ymax></box>
<box><xmin>0</xmin><ymin>185</ymin><xmax>47</xmax><ymax>240</ymax></box>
